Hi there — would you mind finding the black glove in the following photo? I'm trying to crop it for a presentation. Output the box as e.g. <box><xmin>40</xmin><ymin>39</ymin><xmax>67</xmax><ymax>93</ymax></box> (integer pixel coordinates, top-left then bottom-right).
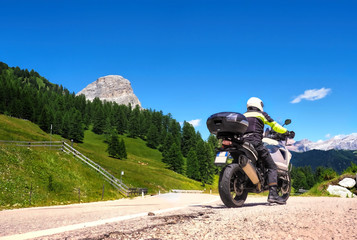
<box><xmin>287</xmin><ymin>131</ymin><xmax>295</xmax><ymax>139</ymax></box>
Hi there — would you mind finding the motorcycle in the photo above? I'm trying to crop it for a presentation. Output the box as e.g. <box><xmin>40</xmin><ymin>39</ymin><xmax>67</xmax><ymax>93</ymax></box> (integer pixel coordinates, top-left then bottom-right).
<box><xmin>206</xmin><ymin>112</ymin><xmax>294</xmax><ymax>208</ymax></box>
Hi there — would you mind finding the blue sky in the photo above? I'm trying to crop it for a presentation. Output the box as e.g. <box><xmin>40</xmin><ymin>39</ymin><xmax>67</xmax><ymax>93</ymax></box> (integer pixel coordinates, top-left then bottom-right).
<box><xmin>1</xmin><ymin>0</ymin><xmax>356</xmax><ymax>142</ymax></box>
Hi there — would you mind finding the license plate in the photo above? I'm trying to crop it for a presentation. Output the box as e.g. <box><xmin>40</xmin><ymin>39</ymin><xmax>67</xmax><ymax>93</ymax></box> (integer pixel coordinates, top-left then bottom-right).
<box><xmin>215</xmin><ymin>151</ymin><xmax>229</xmax><ymax>165</ymax></box>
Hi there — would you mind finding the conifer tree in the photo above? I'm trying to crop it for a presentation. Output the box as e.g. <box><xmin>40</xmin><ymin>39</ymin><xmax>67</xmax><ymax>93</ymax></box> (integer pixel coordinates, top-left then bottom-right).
<box><xmin>196</xmin><ymin>139</ymin><xmax>215</xmax><ymax>185</ymax></box>
<box><xmin>107</xmin><ymin>132</ymin><xmax>121</xmax><ymax>159</ymax></box>
<box><xmin>61</xmin><ymin>112</ymin><xmax>71</xmax><ymax>139</ymax></box>
<box><xmin>161</xmin><ymin>133</ymin><xmax>175</xmax><ymax>157</ymax></box>
<box><xmin>103</xmin><ymin>117</ymin><xmax>114</xmax><ymax>143</ymax></box>
<box><xmin>151</xmin><ymin>110</ymin><xmax>164</xmax><ymax>142</ymax></box>
<box><xmin>186</xmin><ymin>147</ymin><xmax>200</xmax><ymax>180</ymax></box>
<box><xmin>207</xmin><ymin>134</ymin><xmax>219</xmax><ymax>150</ymax></box>
<box><xmin>163</xmin><ymin>143</ymin><xmax>184</xmax><ymax>174</ymax></box>
<box><xmin>203</xmin><ymin>142</ymin><xmax>215</xmax><ymax>184</ymax></box>
<box><xmin>21</xmin><ymin>88</ymin><xmax>35</xmax><ymax>120</ymax></box>
<box><xmin>291</xmin><ymin>169</ymin><xmax>308</xmax><ymax>190</ymax></box>
<box><xmin>147</xmin><ymin>124</ymin><xmax>160</xmax><ymax>149</ymax></box>
<box><xmin>53</xmin><ymin>111</ymin><xmax>63</xmax><ymax>135</ymax></box>
<box><xmin>302</xmin><ymin>166</ymin><xmax>315</xmax><ymax>188</ymax></box>
<box><xmin>169</xmin><ymin>119</ymin><xmax>181</xmax><ymax>146</ymax></box>
<box><xmin>10</xmin><ymin>98</ymin><xmax>23</xmax><ymax>119</ymax></box>
<box><xmin>92</xmin><ymin>105</ymin><xmax>106</xmax><ymax>135</ymax></box>
<box><xmin>161</xmin><ymin>114</ymin><xmax>171</xmax><ymax>143</ymax></box>
<box><xmin>83</xmin><ymin>112</ymin><xmax>91</xmax><ymax>130</ymax></box>
<box><xmin>69</xmin><ymin>109</ymin><xmax>84</xmax><ymax>142</ymax></box>
<box><xmin>115</xmin><ymin>105</ymin><xmax>128</xmax><ymax>134</ymax></box>
<box><xmin>138</xmin><ymin>109</ymin><xmax>151</xmax><ymax>138</ymax></box>
<box><xmin>181</xmin><ymin>121</ymin><xmax>197</xmax><ymax>157</ymax></box>
<box><xmin>196</xmin><ymin>139</ymin><xmax>206</xmax><ymax>181</ymax></box>
<box><xmin>38</xmin><ymin>106</ymin><xmax>53</xmax><ymax>133</ymax></box>
<box><xmin>119</xmin><ymin>138</ymin><xmax>127</xmax><ymax>159</ymax></box>
<box><xmin>128</xmin><ymin>105</ymin><xmax>140</xmax><ymax>138</ymax></box>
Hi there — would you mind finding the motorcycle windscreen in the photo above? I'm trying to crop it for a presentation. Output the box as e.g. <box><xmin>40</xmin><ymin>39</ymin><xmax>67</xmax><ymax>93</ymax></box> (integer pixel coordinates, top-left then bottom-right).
<box><xmin>214</xmin><ymin>151</ymin><xmax>229</xmax><ymax>165</ymax></box>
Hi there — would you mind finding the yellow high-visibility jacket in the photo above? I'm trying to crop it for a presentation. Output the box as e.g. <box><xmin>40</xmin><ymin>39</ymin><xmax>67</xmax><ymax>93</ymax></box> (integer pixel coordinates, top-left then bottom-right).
<box><xmin>243</xmin><ymin>108</ymin><xmax>287</xmax><ymax>141</ymax></box>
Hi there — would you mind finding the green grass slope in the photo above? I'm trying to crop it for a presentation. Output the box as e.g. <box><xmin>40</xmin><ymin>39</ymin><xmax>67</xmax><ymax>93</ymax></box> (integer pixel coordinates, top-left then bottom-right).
<box><xmin>0</xmin><ymin>115</ymin><xmax>121</xmax><ymax>210</ymax></box>
<box><xmin>0</xmin><ymin>115</ymin><xmax>53</xmax><ymax>141</ymax></box>
<box><xmin>0</xmin><ymin>146</ymin><xmax>121</xmax><ymax>210</ymax></box>
<box><xmin>0</xmin><ymin>114</ymin><xmax>210</xmax><ymax>209</ymax></box>
<box><xmin>74</xmin><ymin>129</ymin><xmax>208</xmax><ymax>194</ymax></box>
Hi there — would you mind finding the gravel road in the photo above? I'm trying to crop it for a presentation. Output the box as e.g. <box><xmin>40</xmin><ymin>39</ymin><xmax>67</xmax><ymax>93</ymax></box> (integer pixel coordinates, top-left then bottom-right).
<box><xmin>37</xmin><ymin>195</ymin><xmax>356</xmax><ymax>240</ymax></box>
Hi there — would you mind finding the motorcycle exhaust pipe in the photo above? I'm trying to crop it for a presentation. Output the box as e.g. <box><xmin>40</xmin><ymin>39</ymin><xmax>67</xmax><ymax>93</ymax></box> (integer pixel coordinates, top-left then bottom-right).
<box><xmin>239</xmin><ymin>155</ymin><xmax>261</xmax><ymax>191</ymax></box>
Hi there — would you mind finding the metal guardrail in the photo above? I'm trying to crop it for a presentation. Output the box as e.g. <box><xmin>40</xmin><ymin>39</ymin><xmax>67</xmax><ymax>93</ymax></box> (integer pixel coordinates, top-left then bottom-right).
<box><xmin>128</xmin><ymin>188</ymin><xmax>148</xmax><ymax>196</ymax></box>
<box><xmin>62</xmin><ymin>142</ymin><xmax>130</xmax><ymax>196</ymax></box>
<box><xmin>0</xmin><ymin>140</ymin><xmax>132</xmax><ymax>196</ymax></box>
<box><xmin>0</xmin><ymin>140</ymin><xmax>63</xmax><ymax>149</ymax></box>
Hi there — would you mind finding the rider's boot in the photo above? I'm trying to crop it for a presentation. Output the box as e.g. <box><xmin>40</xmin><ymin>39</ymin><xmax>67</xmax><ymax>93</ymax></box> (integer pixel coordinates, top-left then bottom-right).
<box><xmin>268</xmin><ymin>186</ymin><xmax>286</xmax><ymax>204</ymax></box>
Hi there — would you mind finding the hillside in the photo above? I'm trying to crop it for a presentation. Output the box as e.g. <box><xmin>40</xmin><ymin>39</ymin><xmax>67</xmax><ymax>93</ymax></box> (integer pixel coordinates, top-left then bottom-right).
<box><xmin>0</xmin><ymin>114</ymin><xmax>210</xmax><ymax>210</ymax></box>
<box><xmin>291</xmin><ymin>149</ymin><xmax>357</xmax><ymax>174</ymax></box>
<box><xmin>74</xmin><ymin>129</ymin><xmax>209</xmax><ymax>193</ymax></box>
<box><xmin>0</xmin><ymin>61</ymin><xmax>217</xmax><ymax>185</ymax></box>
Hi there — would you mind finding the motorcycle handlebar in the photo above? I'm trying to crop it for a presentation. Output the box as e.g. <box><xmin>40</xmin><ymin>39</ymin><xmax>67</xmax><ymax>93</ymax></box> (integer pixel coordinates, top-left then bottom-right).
<box><xmin>266</xmin><ymin>129</ymin><xmax>295</xmax><ymax>141</ymax></box>
<box><xmin>288</xmin><ymin>130</ymin><xmax>295</xmax><ymax>139</ymax></box>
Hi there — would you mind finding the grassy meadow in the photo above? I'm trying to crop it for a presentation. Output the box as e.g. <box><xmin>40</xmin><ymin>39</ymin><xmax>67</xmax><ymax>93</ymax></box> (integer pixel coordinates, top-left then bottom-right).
<box><xmin>0</xmin><ymin>114</ymin><xmax>213</xmax><ymax>210</ymax></box>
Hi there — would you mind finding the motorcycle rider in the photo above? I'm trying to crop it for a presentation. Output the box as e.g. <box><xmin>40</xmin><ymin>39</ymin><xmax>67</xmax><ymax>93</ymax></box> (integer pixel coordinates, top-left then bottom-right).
<box><xmin>242</xmin><ymin>97</ymin><xmax>294</xmax><ymax>204</ymax></box>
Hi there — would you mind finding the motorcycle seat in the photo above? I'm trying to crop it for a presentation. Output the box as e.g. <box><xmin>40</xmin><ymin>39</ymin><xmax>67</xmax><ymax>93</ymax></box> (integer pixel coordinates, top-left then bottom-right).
<box><xmin>242</xmin><ymin>142</ymin><xmax>258</xmax><ymax>161</ymax></box>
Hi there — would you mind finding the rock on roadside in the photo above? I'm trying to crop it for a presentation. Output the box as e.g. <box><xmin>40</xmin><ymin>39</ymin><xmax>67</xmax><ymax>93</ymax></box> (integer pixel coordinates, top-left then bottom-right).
<box><xmin>327</xmin><ymin>185</ymin><xmax>355</xmax><ymax>198</ymax></box>
<box><xmin>339</xmin><ymin>178</ymin><xmax>356</xmax><ymax>188</ymax></box>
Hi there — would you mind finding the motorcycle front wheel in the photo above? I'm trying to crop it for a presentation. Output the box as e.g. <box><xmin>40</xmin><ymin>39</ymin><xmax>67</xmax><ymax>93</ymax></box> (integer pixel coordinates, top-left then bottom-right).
<box><xmin>219</xmin><ymin>163</ymin><xmax>248</xmax><ymax>208</ymax></box>
<box><xmin>277</xmin><ymin>172</ymin><xmax>291</xmax><ymax>202</ymax></box>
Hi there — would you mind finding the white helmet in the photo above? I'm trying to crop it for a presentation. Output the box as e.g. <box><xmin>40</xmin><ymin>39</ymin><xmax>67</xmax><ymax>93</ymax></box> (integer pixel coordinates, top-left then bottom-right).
<box><xmin>247</xmin><ymin>97</ymin><xmax>264</xmax><ymax>111</ymax></box>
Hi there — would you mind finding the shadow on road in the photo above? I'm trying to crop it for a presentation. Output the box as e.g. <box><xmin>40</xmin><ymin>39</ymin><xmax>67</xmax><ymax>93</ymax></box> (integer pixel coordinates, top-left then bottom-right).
<box><xmin>191</xmin><ymin>202</ymin><xmax>269</xmax><ymax>209</ymax></box>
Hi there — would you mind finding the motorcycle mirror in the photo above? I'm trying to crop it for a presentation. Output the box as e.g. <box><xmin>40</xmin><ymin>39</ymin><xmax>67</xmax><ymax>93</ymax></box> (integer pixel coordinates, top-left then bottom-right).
<box><xmin>284</xmin><ymin>119</ymin><xmax>292</xmax><ymax>126</ymax></box>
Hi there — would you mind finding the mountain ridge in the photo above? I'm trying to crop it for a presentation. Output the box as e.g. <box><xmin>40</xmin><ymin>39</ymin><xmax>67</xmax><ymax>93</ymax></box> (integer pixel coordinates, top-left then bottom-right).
<box><xmin>289</xmin><ymin>133</ymin><xmax>357</xmax><ymax>152</ymax></box>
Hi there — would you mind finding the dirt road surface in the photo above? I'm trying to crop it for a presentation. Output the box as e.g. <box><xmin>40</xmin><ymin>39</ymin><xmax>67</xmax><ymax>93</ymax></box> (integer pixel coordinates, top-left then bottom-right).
<box><xmin>1</xmin><ymin>194</ymin><xmax>356</xmax><ymax>240</ymax></box>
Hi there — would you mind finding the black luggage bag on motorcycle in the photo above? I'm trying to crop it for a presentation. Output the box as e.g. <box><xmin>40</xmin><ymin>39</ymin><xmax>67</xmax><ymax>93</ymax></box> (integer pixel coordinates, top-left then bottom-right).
<box><xmin>206</xmin><ymin>112</ymin><xmax>249</xmax><ymax>138</ymax></box>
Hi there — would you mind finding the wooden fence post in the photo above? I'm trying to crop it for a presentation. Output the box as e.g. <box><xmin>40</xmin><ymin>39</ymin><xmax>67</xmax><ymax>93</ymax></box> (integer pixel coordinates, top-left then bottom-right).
<box><xmin>102</xmin><ymin>184</ymin><xmax>105</xmax><ymax>200</ymax></box>
<box><xmin>78</xmin><ymin>188</ymin><xmax>81</xmax><ymax>203</ymax></box>
<box><xmin>29</xmin><ymin>183</ymin><xmax>33</xmax><ymax>205</ymax></box>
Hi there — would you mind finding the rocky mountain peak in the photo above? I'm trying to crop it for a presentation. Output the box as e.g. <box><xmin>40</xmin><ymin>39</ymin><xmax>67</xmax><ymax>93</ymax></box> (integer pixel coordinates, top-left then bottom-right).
<box><xmin>76</xmin><ymin>75</ymin><xmax>141</xmax><ymax>107</ymax></box>
<box><xmin>288</xmin><ymin>133</ymin><xmax>357</xmax><ymax>152</ymax></box>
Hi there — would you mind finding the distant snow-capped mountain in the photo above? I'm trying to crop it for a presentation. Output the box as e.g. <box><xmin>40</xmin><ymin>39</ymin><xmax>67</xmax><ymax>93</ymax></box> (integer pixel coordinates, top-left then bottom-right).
<box><xmin>289</xmin><ymin>133</ymin><xmax>357</xmax><ymax>152</ymax></box>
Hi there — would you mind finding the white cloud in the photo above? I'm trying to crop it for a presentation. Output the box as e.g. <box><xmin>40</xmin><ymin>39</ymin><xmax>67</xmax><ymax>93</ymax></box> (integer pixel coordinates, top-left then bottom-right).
<box><xmin>188</xmin><ymin>119</ymin><xmax>201</xmax><ymax>127</ymax></box>
<box><xmin>291</xmin><ymin>87</ymin><xmax>331</xmax><ymax>104</ymax></box>
<box><xmin>325</xmin><ymin>133</ymin><xmax>331</xmax><ymax>139</ymax></box>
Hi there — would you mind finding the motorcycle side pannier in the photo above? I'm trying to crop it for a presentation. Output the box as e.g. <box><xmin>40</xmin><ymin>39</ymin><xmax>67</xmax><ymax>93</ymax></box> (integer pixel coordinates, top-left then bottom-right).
<box><xmin>206</xmin><ymin>112</ymin><xmax>249</xmax><ymax>137</ymax></box>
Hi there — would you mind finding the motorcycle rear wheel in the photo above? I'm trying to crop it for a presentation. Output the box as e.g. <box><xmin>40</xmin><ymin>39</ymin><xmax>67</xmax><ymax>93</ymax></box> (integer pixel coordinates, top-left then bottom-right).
<box><xmin>219</xmin><ymin>163</ymin><xmax>248</xmax><ymax>208</ymax></box>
